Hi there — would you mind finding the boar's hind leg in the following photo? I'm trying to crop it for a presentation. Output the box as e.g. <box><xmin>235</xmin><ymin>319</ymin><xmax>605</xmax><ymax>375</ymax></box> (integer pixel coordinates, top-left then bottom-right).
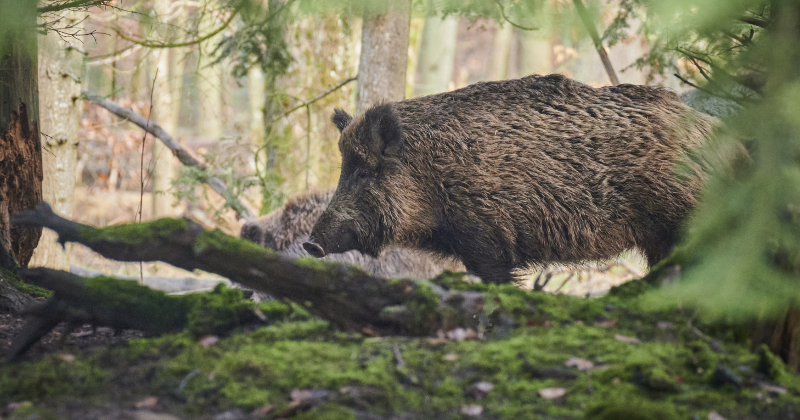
<box><xmin>639</xmin><ymin>231</ymin><xmax>678</xmax><ymax>268</ymax></box>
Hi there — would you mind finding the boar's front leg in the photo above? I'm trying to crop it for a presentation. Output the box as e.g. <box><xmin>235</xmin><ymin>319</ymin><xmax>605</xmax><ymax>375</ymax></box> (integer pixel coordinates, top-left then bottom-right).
<box><xmin>460</xmin><ymin>253</ymin><xmax>516</xmax><ymax>284</ymax></box>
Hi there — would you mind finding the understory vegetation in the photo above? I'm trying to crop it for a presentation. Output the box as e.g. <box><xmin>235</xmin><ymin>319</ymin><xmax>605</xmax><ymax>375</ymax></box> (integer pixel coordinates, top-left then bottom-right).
<box><xmin>3</xmin><ymin>276</ymin><xmax>799</xmax><ymax>420</ymax></box>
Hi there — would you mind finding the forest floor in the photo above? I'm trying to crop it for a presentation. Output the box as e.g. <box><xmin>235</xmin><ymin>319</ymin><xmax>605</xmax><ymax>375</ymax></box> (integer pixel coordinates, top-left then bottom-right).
<box><xmin>2</xmin><ymin>275</ymin><xmax>799</xmax><ymax>420</ymax></box>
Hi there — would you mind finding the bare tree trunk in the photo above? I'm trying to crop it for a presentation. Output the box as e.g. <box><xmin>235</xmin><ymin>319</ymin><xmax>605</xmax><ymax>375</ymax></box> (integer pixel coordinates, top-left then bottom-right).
<box><xmin>518</xmin><ymin>3</ymin><xmax>553</xmax><ymax>77</ymax></box>
<box><xmin>356</xmin><ymin>1</ymin><xmax>411</xmax><ymax>114</ymax></box>
<box><xmin>487</xmin><ymin>24</ymin><xmax>513</xmax><ymax>81</ymax></box>
<box><xmin>413</xmin><ymin>15</ymin><xmax>458</xmax><ymax>97</ymax></box>
<box><xmin>248</xmin><ymin>66</ymin><xmax>265</xmax><ymax>144</ymax></box>
<box><xmin>151</xmin><ymin>0</ymin><xmax>183</xmax><ymax>218</ymax></box>
<box><xmin>0</xmin><ymin>1</ymin><xmax>43</xmax><ymax>269</ymax></box>
<box><xmin>196</xmin><ymin>4</ymin><xmax>223</xmax><ymax>139</ymax></box>
<box><xmin>30</xmin><ymin>10</ymin><xmax>84</xmax><ymax>270</ymax></box>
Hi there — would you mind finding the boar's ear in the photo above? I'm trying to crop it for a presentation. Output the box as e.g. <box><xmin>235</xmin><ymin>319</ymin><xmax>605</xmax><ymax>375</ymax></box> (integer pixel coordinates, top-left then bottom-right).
<box><xmin>331</xmin><ymin>109</ymin><xmax>353</xmax><ymax>132</ymax></box>
<box><xmin>365</xmin><ymin>103</ymin><xmax>404</xmax><ymax>157</ymax></box>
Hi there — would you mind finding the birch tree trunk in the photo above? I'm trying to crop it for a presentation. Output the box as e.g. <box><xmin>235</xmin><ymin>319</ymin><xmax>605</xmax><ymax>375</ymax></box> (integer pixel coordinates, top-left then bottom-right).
<box><xmin>30</xmin><ymin>11</ymin><xmax>84</xmax><ymax>270</ymax></box>
<box><xmin>0</xmin><ymin>0</ymin><xmax>42</xmax><ymax>269</ymax></box>
<box><xmin>413</xmin><ymin>15</ymin><xmax>458</xmax><ymax>97</ymax></box>
<box><xmin>356</xmin><ymin>1</ymin><xmax>411</xmax><ymax>114</ymax></box>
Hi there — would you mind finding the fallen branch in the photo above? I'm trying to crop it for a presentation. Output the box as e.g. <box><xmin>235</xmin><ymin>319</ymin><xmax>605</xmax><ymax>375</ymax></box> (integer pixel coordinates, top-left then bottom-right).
<box><xmin>11</xmin><ymin>203</ymin><xmax>483</xmax><ymax>351</ymax></box>
<box><xmin>81</xmin><ymin>90</ymin><xmax>257</xmax><ymax>221</ymax></box>
<box><xmin>70</xmin><ymin>265</ymin><xmax>227</xmax><ymax>294</ymax></box>
<box><xmin>573</xmin><ymin>0</ymin><xmax>620</xmax><ymax>86</ymax></box>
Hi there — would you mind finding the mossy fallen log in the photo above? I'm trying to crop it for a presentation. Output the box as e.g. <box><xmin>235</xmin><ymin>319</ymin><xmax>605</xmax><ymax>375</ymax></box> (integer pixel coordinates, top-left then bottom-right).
<box><xmin>9</xmin><ymin>203</ymin><xmax>484</xmax><ymax>357</ymax></box>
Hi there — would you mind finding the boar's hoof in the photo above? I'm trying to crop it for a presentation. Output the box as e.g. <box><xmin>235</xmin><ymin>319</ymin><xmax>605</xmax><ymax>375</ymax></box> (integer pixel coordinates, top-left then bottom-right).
<box><xmin>303</xmin><ymin>242</ymin><xmax>326</xmax><ymax>258</ymax></box>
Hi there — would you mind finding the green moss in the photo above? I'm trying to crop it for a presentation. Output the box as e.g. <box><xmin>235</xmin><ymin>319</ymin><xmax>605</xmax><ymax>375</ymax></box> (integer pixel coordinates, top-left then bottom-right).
<box><xmin>6</xmin><ymin>403</ymin><xmax>58</xmax><ymax>420</ymax></box>
<box><xmin>292</xmin><ymin>403</ymin><xmax>357</xmax><ymax>420</ymax></box>
<box><xmin>607</xmin><ymin>278</ymin><xmax>656</xmax><ymax>298</ymax></box>
<box><xmin>183</xmin><ymin>284</ymin><xmax>256</xmax><ymax>337</ymax></box>
<box><xmin>5</xmin><ymin>270</ymin><xmax>799</xmax><ymax>420</ymax></box>
<box><xmin>391</xmin><ymin>280</ymin><xmax>442</xmax><ymax>335</ymax></box>
<box><xmin>687</xmin><ymin>340</ymin><xmax>720</xmax><ymax>373</ymax></box>
<box><xmin>293</xmin><ymin>256</ymin><xmax>328</xmax><ymax>271</ymax></box>
<box><xmin>81</xmin><ymin>276</ymin><xmax>189</xmax><ymax>334</ymax></box>
<box><xmin>757</xmin><ymin>344</ymin><xmax>786</xmax><ymax>380</ymax></box>
<box><xmin>0</xmin><ymin>354</ymin><xmax>107</xmax><ymax>402</ymax></box>
<box><xmin>1</xmin><ymin>266</ymin><xmax>50</xmax><ymax>298</ymax></box>
<box><xmin>194</xmin><ymin>228</ymin><xmax>278</xmax><ymax>259</ymax></box>
<box><xmin>80</xmin><ymin>218</ymin><xmax>189</xmax><ymax>245</ymax></box>
<box><xmin>584</xmin><ymin>395</ymin><xmax>681</xmax><ymax>420</ymax></box>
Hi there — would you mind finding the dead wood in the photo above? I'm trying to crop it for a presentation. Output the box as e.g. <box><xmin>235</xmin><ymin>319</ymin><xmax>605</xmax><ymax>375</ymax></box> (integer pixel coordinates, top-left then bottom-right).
<box><xmin>81</xmin><ymin>90</ymin><xmax>257</xmax><ymax>221</ymax></box>
<box><xmin>9</xmin><ymin>202</ymin><xmax>483</xmax><ymax>358</ymax></box>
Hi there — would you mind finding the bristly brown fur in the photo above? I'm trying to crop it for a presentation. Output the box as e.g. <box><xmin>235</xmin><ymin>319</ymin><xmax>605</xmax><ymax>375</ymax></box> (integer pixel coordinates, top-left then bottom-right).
<box><xmin>309</xmin><ymin>74</ymin><xmax>720</xmax><ymax>283</ymax></box>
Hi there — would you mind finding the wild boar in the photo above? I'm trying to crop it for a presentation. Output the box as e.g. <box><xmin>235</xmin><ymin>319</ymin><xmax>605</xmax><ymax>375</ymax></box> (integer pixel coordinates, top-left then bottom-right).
<box><xmin>240</xmin><ymin>190</ymin><xmax>464</xmax><ymax>279</ymax></box>
<box><xmin>303</xmin><ymin>74</ymin><xmax>719</xmax><ymax>283</ymax></box>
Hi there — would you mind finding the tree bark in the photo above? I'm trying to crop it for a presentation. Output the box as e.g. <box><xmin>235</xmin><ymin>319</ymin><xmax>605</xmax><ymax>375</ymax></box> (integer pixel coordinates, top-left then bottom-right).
<box><xmin>413</xmin><ymin>15</ymin><xmax>458</xmax><ymax>97</ymax></box>
<box><xmin>151</xmin><ymin>0</ymin><xmax>184</xmax><ymax>218</ymax></box>
<box><xmin>487</xmin><ymin>24</ymin><xmax>513</xmax><ymax>81</ymax></box>
<box><xmin>29</xmin><ymin>10</ymin><xmax>84</xmax><ymax>271</ymax></box>
<box><xmin>196</xmin><ymin>3</ymin><xmax>223</xmax><ymax>139</ymax></box>
<box><xmin>248</xmin><ymin>66</ymin><xmax>265</xmax><ymax>145</ymax></box>
<box><xmin>356</xmin><ymin>0</ymin><xmax>411</xmax><ymax>114</ymax></box>
<box><xmin>518</xmin><ymin>2</ymin><xmax>553</xmax><ymax>77</ymax></box>
<box><xmin>0</xmin><ymin>0</ymin><xmax>43</xmax><ymax>269</ymax></box>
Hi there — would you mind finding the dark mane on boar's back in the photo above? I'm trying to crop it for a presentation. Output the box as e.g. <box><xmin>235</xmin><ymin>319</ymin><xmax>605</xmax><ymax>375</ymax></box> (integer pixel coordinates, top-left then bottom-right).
<box><xmin>305</xmin><ymin>74</ymin><xmax>721</xmax><ymax>284</ymax></box>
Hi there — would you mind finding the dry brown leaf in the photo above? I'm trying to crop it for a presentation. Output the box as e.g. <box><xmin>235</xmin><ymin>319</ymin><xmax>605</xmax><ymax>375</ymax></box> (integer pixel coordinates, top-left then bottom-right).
<box><xmin>460</xmin><ymin>404</ymin><xmax>483</xmax><ymax>416</ymax></box>
<box><xmin>594</xmin><ymin>319</ymin><xmax>617</xmax><ymax>328</ymax></box>
<box><xmin>614</xmin><ymin>334</ymin><xmax>641</xmax><ymax>344</ymax></box>
<box><xmin>539</xmin><ymin>387</ymin><xmax>566</xmax><ymax>399</ymax></box>
<box><xmin>135</xmin><ymin>397</ymin><xmax>159</xmax><ymax>409</ymax></box>
<box><xmin>198</xmin><ymin>335</ymin><xmax>218</xmax><ymax>348</ymax></box>
<box><xmin>57</xmin><ymin>353</ymin><xmax>75</xmax><ymax>363</ymax></box>
<box><xmin>251</xmin><ymin>404</ymin><xmax>274</xmax><ymax>417</ymax></box>
<box><xmin>708</xmin><ymin>412</ymin><xmax>727</xmax><ymax>420</ymax></box>
<box><xmin>565</xmin><ymin>357</ymin><xmax>594</xmax><ymax>371</ymax></box>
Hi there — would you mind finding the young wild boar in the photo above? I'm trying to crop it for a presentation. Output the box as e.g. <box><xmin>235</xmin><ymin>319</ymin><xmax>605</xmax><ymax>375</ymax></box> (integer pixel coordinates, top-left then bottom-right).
<box><xmin>303</xmin><ymin>74</ymin><xmax>719</xmax><ymax>284</ymax></box>
<box><xmin>240</xmin><ymin>190</ymin><xmax>464</xmax><ymax>279</ymax></box>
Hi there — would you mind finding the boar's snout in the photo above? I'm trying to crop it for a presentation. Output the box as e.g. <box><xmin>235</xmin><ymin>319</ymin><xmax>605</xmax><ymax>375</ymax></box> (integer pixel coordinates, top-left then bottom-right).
<box><xmin>303</xmin><ymin>241</ymin><xmax>326</xmax><ymax>258</ymax></box>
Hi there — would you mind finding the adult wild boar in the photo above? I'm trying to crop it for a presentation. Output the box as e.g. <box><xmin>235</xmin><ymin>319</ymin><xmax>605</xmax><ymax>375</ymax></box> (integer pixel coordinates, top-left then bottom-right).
<box><xmin>303</xmin><ymin>74</ymin><xmax>719</xmax><ymax>284</ymax></box>
<box><xmin>240</xmin><ymin>190</ymin><xmax>464</xmax><ymax>279</ymax></box>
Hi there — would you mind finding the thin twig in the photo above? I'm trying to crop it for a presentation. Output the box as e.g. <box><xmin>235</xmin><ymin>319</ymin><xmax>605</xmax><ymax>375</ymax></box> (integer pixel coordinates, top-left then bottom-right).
<box><xmin>38</xmin><ymin>0</ymin><xmax>107</xmax><ymax>14</ymax></box>
<box><xmin>739</xmin><ymin>15</ymin><xmax>768</xmax><ymax>28</ymax></box>
<box><xmin>572</xmin><ymin>0</ymin><xmax>619</xmax><ymax>86</ymax></box>
<box><xmin>81</xmin><ymin>90</ymin><xmax>257</xmax><ymax>221</ymax></box>
<box><xmin>276</xmin><ymin>76</ymin><xmax>357</xmax><ymax>121</ymax></box>
<box><xmin>672</xmin><ymin>72</ymin><xmax>746</xmax><ymax>105</ymax></box>
<box><xmin>113</xmin><ymin>6</ymin><xmax>238</xmax><ymax>49</ymax></box>
<box><xmin>494</xmin><ymin>0</ymin><xmax>538</xmax><ymax>31</ymax></box>
<box><xmin>137</xmin><ymin>68</ymin><xmax>158</xmax><ymax>285</ymax></box>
